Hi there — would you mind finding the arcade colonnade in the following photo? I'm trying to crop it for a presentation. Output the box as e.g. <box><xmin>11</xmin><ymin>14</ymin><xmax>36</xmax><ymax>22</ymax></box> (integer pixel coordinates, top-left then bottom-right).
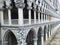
<box><xmin>0</xmin><ymin>0</ymin><xmax>56</xmax><ymax>26</ymax></box>
<box><xmin>0</xmin><ymin>0</ymin><xmax>60</xmax><ymax>45</ymax></box>
<box><xmin>2</xmin><ymin>24</ymin><xmax>58</xmax><ymax>45</ymax></box>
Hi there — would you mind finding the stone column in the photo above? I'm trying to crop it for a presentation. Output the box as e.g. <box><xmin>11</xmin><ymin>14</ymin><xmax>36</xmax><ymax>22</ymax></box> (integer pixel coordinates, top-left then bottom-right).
<box><xmin>16</xmin><ymin>3</ymin><xmax>25</xmax><ymax>26</ymax></box>
<box><xmin>46</xmin><ymin>31</ymin><xmax>48</xmax><ymax>40</ymax></box>
<box><xmin>48</xmin><ymin>25</ymin><xmax>50</xmax><ymax>38</ymax></box>
<box><xmin>38</xmin><ymin>6</ymin><xmax>40</xmax><ymax>23</ymax></box>
<box><xmin>41</xmin><ymin>26</ymin><xmax>44</xmax><ymax>45</ymax></box>
<box><xmin>41</xmin><ymin>4</ymin><xmax>44</xmax><ymax>22</ymax></box>
<box><xmin>38</xmin><ymin>12</ymin><xmax>40</xmax><ymax>23</ymax></box>
<box><xmin>34</xmin><ymin>38</ymin><xmax>38</xmax><ymax>45</ymax></box>
<box><xmin>1</xmin><ymin>10</ymin><xmax>4</xmax><ymax>25</ymax></box>
<box><xmin>8</xmin><ymin>9</ymin><xmax>11</xmax><ymax>25</ymax></box>
<box><xmin>18</xmin><ymin>8</ymin><xmax>24</xmax><ymax>26</ymax></box>
<box><xmin>41</xmin><ymin>13</ymin><xmax>43</xmax><ymax>22</ymax></box>
<box><xmin>44</xmin><ymin>14</ymin><xmax>45</xmax><ymax>21</ymax></box>
<box><xmin>34</xmin><ymin>3</ymin><xmax>37</xmax><ymax>24</ymax></box>
<box><xmin>27</xmin><ymin>7</ymin><xmax>32</xmax><ymax>24</ymax></box>
<box><xmin>41</xmin><ymin>33</ymin><xmax>44</xmax><ymax>45</ymax></box>
<box><xmin>49</xmin><ymin>24</ymin><xmax>51</xmax><ymax>37</ymax></box>
<box><xmin>34</xmin><ymin>33</ymin><xmax>38</xmax><ymax>45</ymax></box>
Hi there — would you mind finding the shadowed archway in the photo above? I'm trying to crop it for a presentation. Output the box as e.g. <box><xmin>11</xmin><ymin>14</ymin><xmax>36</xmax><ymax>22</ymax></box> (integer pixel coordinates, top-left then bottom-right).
<box><xmin>37</xmin><ymin>27</ymin><xmax>42</xmax><ymax>45</ymax></box>
<box><xmin>44</xmin><ymin>26</ymin><xmax>46</xmax><ymax>41</ymax></box>
<box><xmin>3</xmin><ymin>30</ymin><xmax>17</xmax><ymax>45</ymax></box>
<box><xmin>26</xmin><ymin>29</ymin><xmax>35</xmax><ymax>45</ymax></box>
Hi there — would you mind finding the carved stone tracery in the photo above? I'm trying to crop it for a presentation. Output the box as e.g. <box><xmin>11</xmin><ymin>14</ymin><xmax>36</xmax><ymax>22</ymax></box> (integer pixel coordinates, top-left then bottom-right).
<box><xmin>17</xmin><ymin>29</ymin><xmax>27</xmax><ymax>45</ymax></box>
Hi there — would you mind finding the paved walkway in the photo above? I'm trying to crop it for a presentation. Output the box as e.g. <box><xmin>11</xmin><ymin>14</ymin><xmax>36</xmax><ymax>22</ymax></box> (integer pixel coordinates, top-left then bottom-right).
<box><xmin>49</xmin><ymin>29</ymin><xmax>60</xmax><ymax>45</ymax></box>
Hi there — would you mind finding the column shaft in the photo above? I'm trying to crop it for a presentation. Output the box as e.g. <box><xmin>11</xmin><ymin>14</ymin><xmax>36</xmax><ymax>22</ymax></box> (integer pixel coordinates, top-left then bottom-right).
<box><xmin>38</xmin><ymin>12</ymin><xmax>40</xmax><ymax>23</ymax></box>
<box><xmin>29</xmin><ymin>10</ymin><xmax>31</xmax><ymax>24</ymax></box>
<box><xmin>34</xmin><ymin>39</ymin><xmax>37</xmax><ymax>45</ymax></box>
<box><xmin>46</xmin><ymin>31</ymin><xmax>48</xmax><ymax>40</ymax></box>
<box><xmin>8</xmin><ymin>9</ymin><xmax>11</xmax><ymax>25</ymax></box>
<box><xmin>18</xmin><ymin>8</ymin><xmax>23</xmax><ymax>26</ymax></box>
<box><xmin>41</xmin><ymin>13</ymin><xmax>43</xmax><ymax>22</ymax></box>
<box><xmin>1</xmin><ymin>10</ymin><xmax>4</xmax><ymax>25</ymax></box>
<box><xmin>41</xmin><ymin>35</ymin><xmax>44</xmax><ymax>45</ymax></box>
<box><xmin>41</xmin><ymin>27</ymin><xmax>44</xmax><ymax>45</ymax></box>
<box><xmin>34</xmin><ymin>11</ymin><xmax>36</xmax><ymax>24</ymax></box>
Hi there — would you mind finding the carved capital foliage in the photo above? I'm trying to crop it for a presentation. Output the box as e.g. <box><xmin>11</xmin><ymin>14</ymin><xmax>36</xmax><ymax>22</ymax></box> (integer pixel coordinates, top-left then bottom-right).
<box><xmin>38</xmin><ymin>6</ymin><xmax>40</xmax><ymax>12</ymax></box>
<box><xmin>15</xmin><ymin>0</ymin><xmax>24</xmax><ymax>4</ymax></box>
<box><xmin>15</xmin><ymin>0</ymin><xmax>25</xmax><ymax>8</ymax></box>
<box><xmin>6</xmin><ymin>0</ymin><xmax>12</xmax><ymax>9</ymax></box>
<box><xmin>27</xmin><ymin>0</ymin><xmax>32</xmax><ymax>7</ymax></box>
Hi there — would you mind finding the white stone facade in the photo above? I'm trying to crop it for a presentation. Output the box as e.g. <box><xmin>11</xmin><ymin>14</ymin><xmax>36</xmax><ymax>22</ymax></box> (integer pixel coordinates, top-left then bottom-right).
<box><xmin>0</xmin><ymin>0</ymin><xmax>60</xmax><ymax>45</ymax></box>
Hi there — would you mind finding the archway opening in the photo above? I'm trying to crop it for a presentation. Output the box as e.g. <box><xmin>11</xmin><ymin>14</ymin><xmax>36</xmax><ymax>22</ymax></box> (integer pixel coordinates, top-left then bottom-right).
<box><xmin>3</xmin><ymin>31</ymin><xmax>17</xmax><ymax>45</ymax></box>
<box><xmin>37</xmin><ymin>27</ymin><xmax>42</xmax><ymax>45</ymax></box>
<box><xmin>26</xmin><ymin>30</ymin><xmax>35</xmax><ymax>45</ymax></box>
<box><xmin>23</xmin><ymin>0</ymin><xmax>28</xmax><ymax>19</ymax></box>
<box><xmin>44</xmin><ymin>26</ymin><xmax>46</xmax><ymax>41</ymax></box>
<box><xmin>10</xmin><ymin>0</ymin><xmax>18</xmax><ymax>19</ymax></box>
<box><xmin>31</xmin><ymin>3</ymin><xmax>34</xmax><ymax>23</ymax></box>
<box><xmin>3</xmin><ymin>1</ymin><xmax>9</xmax><ymax>24</ymax></box>
<box><xmin>47</xmin><ymin>25</ymin><xmax>49</xmax><ymax>38</ymax></box>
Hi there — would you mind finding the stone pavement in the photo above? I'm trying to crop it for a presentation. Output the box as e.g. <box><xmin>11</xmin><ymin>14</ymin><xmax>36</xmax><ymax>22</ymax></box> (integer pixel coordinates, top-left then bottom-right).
<box><xmin>49</xmin><ymin>28</ymin><xmax>60</xmax><ymax>45</ymax></box>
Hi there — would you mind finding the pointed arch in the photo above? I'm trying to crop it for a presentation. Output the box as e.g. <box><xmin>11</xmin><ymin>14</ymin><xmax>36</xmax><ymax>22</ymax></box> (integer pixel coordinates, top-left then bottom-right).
<box><xmin>44</xmin><ymin>26</ymin><xmax>47</xmax><ymax>41</ymax></box>
<box><xmin>37</xmin><ymin>27</ymin><xmax>42</xmax><ymax>45</ymax></box>
<box><xmin>26</xmin><ymin>28</ymin><xmax>36</xmax><ymax>45</ymax></box>
<box><xmin>3</xmin><ymin>30</ymin><xmax>17</xmax><ymax>45</ymax></box>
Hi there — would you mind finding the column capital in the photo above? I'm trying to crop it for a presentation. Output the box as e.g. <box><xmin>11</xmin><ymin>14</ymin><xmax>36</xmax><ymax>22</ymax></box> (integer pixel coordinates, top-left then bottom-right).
<box><xmin>15</xmin><ymin>3</ymin><xmax>25</xmax><ymax>8</ymax></box>
<box><xmin>33</xmin><ymin>37</ymin><xmax>38</xmax><ymax>41</ymax></box>
<box><xmin>27</xmin><ymin>6</ymin><xmax>32</xmax><ymax>10</ymax></box>
<box><xmin>6</xmin><ymin>6</ymin><xmax>12</xmax><ymax>9</ymax></box>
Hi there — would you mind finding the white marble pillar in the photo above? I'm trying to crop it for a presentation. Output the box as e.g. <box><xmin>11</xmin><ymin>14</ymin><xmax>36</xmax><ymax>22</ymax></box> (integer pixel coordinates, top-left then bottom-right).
<box><xmin>34</xmin><ymin>11</ymin><xmax>36</xmax><ymax>24</ymax></box>
<box><xmin>18</xmin><ymin>8</ymin><xmax>23</xmax><ymax>26</ymax></box>
<box><xmin>46</xmin><ymin>32</ymin><xmax>48</xmax><ymax>40</ymax></box>
<box><xmin>1</xmin><ymin>10</ymin><xmax>4</xmax><ymax>25</ymax></box>
<box><xmin>41</xmin><ymin>34</ymin><xmax>44</xmax><ymax>45</ymax></box>
<box><xmin>41</xmin><ymin>13</ymin><xmax>43</xmax><ymax>22</ymax></box>
<box><xmin>8</xmin><ymin>9</ymin><xmax>11</xmax><ymax>25</ymax></box>
<box><xmin>34</xmin><ymin>38</ymin><xmax>37</xmax><ymax>45</ymax></box>
<box><xmin>28</xmin><ymin>9</ymin><xmax>31</xmax><ymax>24</ymax></box>
<box><xmin>49</xmin><ymin>29</ymin><xmax>51</xmax><ymax>38</ymax></box>
<box><xmin>46</xmin><ymin>15</ymin><xmax>48</xmax><ymax>21</ymax></box>
<box><xmin>41</xmin><ymin>27</ymin><xmax>44</xmax><ymax>45</ymax></box>
<box><xmin>44</xmin><ymin>14</ymin><xmax>45</xmax><ymax>21</ymax></box>
<box><xmin>34</xmin><ymin>3</ymin><xmax>36</xmax><ymax>24</ymax></box>
<box><xmin>38</xmin><ymin>12</ymin><xmax>40</xmax><ymax>23</ymax></box>
<box><xmin>41</xmin><ymin>4</ymin><xmax>44</xmax><ymax>22</ymax></box>
<box><xmin>34</xmin><ymin>32</ymin><xmax>37</xmax><ymax>45</ymax></box>
<box><xmin>46</xmin><ymin>25</ymin><xmax>48</xmax><ymax>40</ymax></box>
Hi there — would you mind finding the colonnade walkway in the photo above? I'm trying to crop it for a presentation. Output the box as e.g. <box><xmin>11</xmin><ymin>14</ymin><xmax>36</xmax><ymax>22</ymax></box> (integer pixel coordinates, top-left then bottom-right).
<box><xmin>46</xmin><ymin>26</ymin><xmax>60</xmax><ymax>45</ymax></box>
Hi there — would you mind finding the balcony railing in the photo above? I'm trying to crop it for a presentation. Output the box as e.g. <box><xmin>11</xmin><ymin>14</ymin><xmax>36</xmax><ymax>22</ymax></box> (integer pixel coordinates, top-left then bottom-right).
<box><xmin>3</xmin><ymin>19</ymin><xmax>60</xmax><ymax>26</ymax></box>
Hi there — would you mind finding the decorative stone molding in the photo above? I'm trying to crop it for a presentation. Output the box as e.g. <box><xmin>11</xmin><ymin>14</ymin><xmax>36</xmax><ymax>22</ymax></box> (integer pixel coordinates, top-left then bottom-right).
<box><xmin>6</xmin><ymin>0</ymin><xmax>12</xmax><ymax>9</ymax></box>
<box><xmin>27</xmin><ymin>0</ymin><xmax>33</xmax><ymax>10</ymax></box>
<box><xmin>17</xmin><ymin>29</ymin><xmax>26</xmax><ymax>45</ymax></box>
<box><xmin>15</xmin><ymin>0</ymin><xmax>25</xmax><ymax>8</ymax></box>
<box><xmin>38</xmin><ymin>6</ymin><xmax>40</xmax><ymax>12</ymax></box>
